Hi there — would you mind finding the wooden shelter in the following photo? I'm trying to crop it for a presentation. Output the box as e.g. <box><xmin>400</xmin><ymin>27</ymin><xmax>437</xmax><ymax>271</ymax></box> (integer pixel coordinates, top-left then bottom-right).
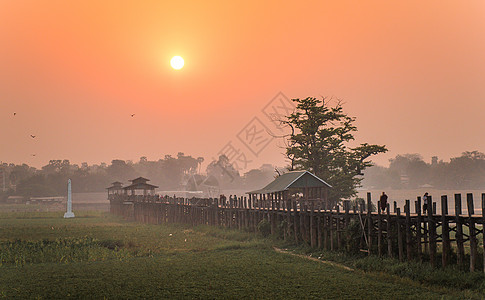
<box><xmin>247</xmin><ymin>170</ymin><xmax>331</xmax><ymax>202</ymax></box>
<box><xmin>106</xmin><ymin>181</ymin><xmax>124</xmax><ymax>198</ymax></box>
<box><xmin>123</xmin><ymin>177</ymin><xmax>158</xmax><ymax>196</ymax></box>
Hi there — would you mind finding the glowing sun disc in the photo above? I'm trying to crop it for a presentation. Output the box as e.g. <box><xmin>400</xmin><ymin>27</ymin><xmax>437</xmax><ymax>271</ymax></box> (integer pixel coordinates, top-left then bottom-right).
<box><xmin>171</xmin><ymin>56</ymin><xmax>184</xmax><ymax>70</ymax></box>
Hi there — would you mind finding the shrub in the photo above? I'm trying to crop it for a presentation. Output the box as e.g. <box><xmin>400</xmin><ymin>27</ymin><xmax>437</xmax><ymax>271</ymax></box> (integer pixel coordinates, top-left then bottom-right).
<box><xmin>257</xmin><ymin>219</ymin><xmax>271</xmax><ymax>237</ymax></box>
<box><xmin>343</xmin><ymin>219</ymin><xmax>363</xmax><ymax>253</ymax></box>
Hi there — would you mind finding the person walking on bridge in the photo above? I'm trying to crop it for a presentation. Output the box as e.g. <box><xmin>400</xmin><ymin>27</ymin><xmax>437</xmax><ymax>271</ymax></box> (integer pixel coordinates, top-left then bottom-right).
<box><xmin>380</xmin><ymin>192</ymin><xmax>388</xmax><ymax>212</ymax></box>
<box><xmin>423</xmin><ymin>192</ymin><xmax>429</xmax><ymax>213</ymax></box>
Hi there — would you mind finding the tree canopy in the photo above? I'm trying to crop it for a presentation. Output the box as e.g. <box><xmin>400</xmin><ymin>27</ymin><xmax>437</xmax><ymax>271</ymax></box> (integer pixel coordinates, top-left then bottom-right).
<box><xmin>285</xmin><ymin>97</ymin><xmax>387</xmax><ymax>201</ymax></box>
<box><xmin>0</xmin><ymin>154</ymin><xmax>279</xmax><ymax>200</ymax></box>
<box><xmin>362</xmin><ymin>151</ymin><xmax>485</xmax><ymax>190</ymax></box>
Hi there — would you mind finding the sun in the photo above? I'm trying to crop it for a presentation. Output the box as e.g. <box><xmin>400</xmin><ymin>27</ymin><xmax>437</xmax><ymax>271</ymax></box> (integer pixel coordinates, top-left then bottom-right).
<box><xmin>170</xmin><ymin>56</ymin><xmax>184</xmax><ymax>70</ymax></box>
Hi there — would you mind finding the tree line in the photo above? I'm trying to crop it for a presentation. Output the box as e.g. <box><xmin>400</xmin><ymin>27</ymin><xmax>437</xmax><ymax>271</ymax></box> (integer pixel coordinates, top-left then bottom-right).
<box><xmin>362</xmin><ymin>151</ymin><xmax>485</xmax><ymax>190</ymax></box>
<box><xmin>0</xmin><ymin>153</ymin><xmax>276</xmax><ymax>199</ymax></box>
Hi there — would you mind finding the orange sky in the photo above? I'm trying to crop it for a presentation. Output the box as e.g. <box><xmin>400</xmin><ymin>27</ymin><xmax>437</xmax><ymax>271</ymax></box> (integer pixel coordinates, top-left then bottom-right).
<box><xmin>1</xmin><ymin>0</ymin><xmax>485</xmax><ymax>170</ymax></box>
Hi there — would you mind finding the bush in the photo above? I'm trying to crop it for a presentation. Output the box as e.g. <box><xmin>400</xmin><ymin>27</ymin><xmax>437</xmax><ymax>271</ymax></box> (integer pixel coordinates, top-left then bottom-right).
<box><xmin>343</xmin><ymin>219</ymin><xmax>363</xmax><ymax>253</ymax></box>
<box><xmin>257</xmin><ymin>219</ymin><xmax>271</xmax><ymax>237</ymax></box>
<box><xmin>277</xmin><ymin>220</ymin><xmax>288</xmax><ymax>239</ymax></box>
<box><xmin>98</xmin><ymin>239</ymin><xmax>124</xmax><ymax>250</ymax></box>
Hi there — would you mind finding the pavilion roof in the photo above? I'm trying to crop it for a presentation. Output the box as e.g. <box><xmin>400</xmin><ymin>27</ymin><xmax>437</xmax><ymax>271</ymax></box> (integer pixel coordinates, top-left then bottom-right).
<box><xmin>247</xmin><ymin>170</ymin><xmax>331</xmax><ymax>194</ymax></box>
<box><xmin>129</xmin><ymin>177</ymin><xmax>150</xmax><ymax>184</ymax></box>
<box><xmin>107</xmin><ymin>181</ymin><xmax>124</xmax><ymax>190</ymax></box>
<box><xmin>123</xmin><ymin>182</ymin><xmax>159</xmax><ymax>190</ymax></box>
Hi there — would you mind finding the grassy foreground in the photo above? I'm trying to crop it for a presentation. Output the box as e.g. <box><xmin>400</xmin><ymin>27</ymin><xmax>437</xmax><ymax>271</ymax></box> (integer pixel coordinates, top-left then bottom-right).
<box><xmin>0</xmin><ymin>211</ymin><xmax>481</xmax><ymax>299</ymax></box>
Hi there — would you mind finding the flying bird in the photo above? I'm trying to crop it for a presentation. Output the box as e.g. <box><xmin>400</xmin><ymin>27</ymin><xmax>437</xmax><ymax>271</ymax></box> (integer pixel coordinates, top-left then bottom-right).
<box><xmin>30</xmin><ymin>135</ymin><xmax>36</xmax><ymax>138</ymax></box>
<box><xmin>13</xmin><ymin>112</ymin><xmax>16</xmax><ymax>116</ymax></box>
<box><xmin>31</xmin><ymin>154</ymin><xmax>36</xmax><ymax>156</ymax></box>
<box><xmin>131</xmin><ymin>114</ymin><xmax>135</xmax><ymax>117</ymax></box>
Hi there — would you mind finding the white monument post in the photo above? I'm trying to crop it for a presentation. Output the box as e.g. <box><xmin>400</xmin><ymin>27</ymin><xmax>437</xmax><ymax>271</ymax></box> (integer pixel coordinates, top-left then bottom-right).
<box><xmin>64</xmin><ymin>179</ymin><xmax>75</xmax><ymax>218</ymax></box>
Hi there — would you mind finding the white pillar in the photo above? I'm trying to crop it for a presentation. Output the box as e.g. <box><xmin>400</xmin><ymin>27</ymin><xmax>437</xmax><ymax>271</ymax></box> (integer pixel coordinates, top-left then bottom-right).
<box><xmin>64</xmin><ymin>179</ymin><xmax>75</xmax><ymax>218</ymax></box>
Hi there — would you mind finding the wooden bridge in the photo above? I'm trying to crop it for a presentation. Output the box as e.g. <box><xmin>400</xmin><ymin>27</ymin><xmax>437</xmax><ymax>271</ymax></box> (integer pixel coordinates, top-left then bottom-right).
<box><xmin>109</xmin><ymin>191</ymin><xmax>485</xmax><ymax>273</ymax></box>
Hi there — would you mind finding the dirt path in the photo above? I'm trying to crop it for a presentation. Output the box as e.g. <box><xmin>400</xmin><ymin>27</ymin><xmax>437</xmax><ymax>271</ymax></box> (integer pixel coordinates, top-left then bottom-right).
<box><xmin>273</xmin><ymin>247</ymin><xmax>354</xmax><ymax>271</ymax></box>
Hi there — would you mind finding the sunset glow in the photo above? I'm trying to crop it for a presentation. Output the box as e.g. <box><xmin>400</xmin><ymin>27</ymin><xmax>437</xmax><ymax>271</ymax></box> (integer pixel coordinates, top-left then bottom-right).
<box><xmin>1</xmin><ymin>1</ymin><xmax>485</xmax><ymax>170</ymax></box>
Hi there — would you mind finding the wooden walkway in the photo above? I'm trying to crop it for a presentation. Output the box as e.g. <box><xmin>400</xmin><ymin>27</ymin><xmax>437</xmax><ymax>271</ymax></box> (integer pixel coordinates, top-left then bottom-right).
<box><xmin>109</xmin><ymin>192</ymin><xmax>485</xmax><ymax>272</ymax></box>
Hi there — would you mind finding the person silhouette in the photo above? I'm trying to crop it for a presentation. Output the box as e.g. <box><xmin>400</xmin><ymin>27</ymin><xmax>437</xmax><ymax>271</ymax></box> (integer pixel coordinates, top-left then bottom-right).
<box><xmin>423</xmin><ymin>192</ymin><xmax>429</xmax><ymax>213</ymax></box>
<box><xmin>380</xmin><ymin>192</ymin><xmax>388</xmax><ymax>212</ymax></box>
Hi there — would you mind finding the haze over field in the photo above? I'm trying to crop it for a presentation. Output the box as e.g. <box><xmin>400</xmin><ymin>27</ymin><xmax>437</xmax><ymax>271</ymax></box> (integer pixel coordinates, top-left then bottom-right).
<box><xmin>1</xmin><ymin>1</ymin><xmax>485</xmax><ymax>171</ymax></box>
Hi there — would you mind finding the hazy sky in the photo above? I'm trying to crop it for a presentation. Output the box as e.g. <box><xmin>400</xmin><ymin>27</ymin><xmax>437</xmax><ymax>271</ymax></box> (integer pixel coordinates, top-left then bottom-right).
<box><xmin>1</xmin><ymin>0</ymin><xmax>485</xmax><ymax>171</ymax></box>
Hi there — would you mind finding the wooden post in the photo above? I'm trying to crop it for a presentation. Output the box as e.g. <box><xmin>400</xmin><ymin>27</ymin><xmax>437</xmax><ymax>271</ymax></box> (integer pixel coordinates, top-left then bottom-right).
<box><xmin>441</xmin><ymin>195</ymin><xmax>450</xmax><ymax>268</ymax></box>
<box><xmin>294</xmin><ymin>200</ymin><xmax>299</xmax><ymax>244</ymax></box>
<box><xmin>310</xmin><ymin>201</ymin><xmax>316</xmax><ymax>248</ymax></box>
<box><xmin>300</xmin><ymin>202</ymin><xmax>306</xmax><ymax>243</ymax></box>
<box><xmin>482</xmin><ymin>193</ymin><xmax>485</xmax><ymax>274</ymax></box>
<box><xmin>377</xmin><ymin>200</ymin><xmax>382</xmax><ymax>257</ymax></box>
<box><xmin>416</xmin><ymin>197</ymin><xmax>422</xmax><ymax>261</ymax></box>
<box><xmin>344</xmin><ymin>200</ymin><xmax>350</xmax><ymax>250</ymax></box>
<box><xmin>359</xmin><ymin>202</ymin><xmax>364</xmax><ymax>250</ymax></box>
<box><xmin>317</xmin><ymin>203</ymin><xmax>322</xmax><ymax>249</ymax></box>
<box><xmin>428</xmin><ymin>196</ymin><xmax>436</xmax><ymax>268</ymax></box>
<box><xmin>344</xmin><ymin>200</ymin><xmax>350</xmax><ymax>227</ymax></box>
<box><xmin>250</xmin><ymin>198</ymin><xmax>255</xmax><ymax>232</ymax></box>
<box><xmin>247</xmin><ymin>197</ymin><xmax>251</xmax><ymax>231</ymax></box>
<box><xmin>330</xmin><ymin>211</ymin><xmax>334</xmax><ymax>251</ymax></box>
<box><xmin>247</xmin><ymin>196</ymin><xmax>251</xmax><ymax>228</ymax></box>
<box><xmin>386</xmin><ymin>203</ymin><xmax>392</xmax><ymax>258</ymax></box>
<box><xmin>227</xmin><ymin>196</ymin><xmax>231</xmax><ymax>228</ymax></box>
<box><xmin>304</xmin><ymin>188</ymin><xmax>309</xmax><ymax>243</ymax></box>
<box><xmin>285</xmin><ymin>200</ymin><xmax>290</xmax><ymax>240</ymax></box>
<box><xmin>282</xmin><ymin>199</ymin><xmax>291</xmax><ymax>240</ymax></box>
<box><xmin>240</xmin><ymin>196</ymin><xmax>245</xmax><ymax>229</ymax></box>
<box><xmin>397</xmin><ymin>207</ymin><xmax>403</xmax><ymax>262</ymax></box>
<box><xmin>270</xmin><ymin>194</ymin><xmax>276</xmax><ymax>236</ymax></box>
<box><xmin>405</xmin><ymin>200</ymin><xmax>412</xmax><ymax>261</ymax></box>
<box><xmin>367</xmin><ymin>192</ymin><xmax>372</xmax><ymax>255</ymax></box>
<box><xmin>336</xmin><ymin>205</ymin><xmax>341</xmax><ymax>250</ymax></box>
<box><xmin>455</xmin><ymin>194</ymin><xmax>465</xmax><ymax>268</ymax></box>
<box><xmin>244</xmin><ymin>196</ymin><xmax>249</xmax><ymax>229</ymax></box>
<box><xmin>423</xmin><ymin>197</ymin><xmax>429</xmax><ymax>255</ymax></box>
<box><xmin>323</xmin><ymin>211</ymin><xmax>329</xmax><ymax>250</ymax></box>
<box><xmin>467</xmin><ymin>193</ymin><xmax>477</xmax><ymax>272</ymax></box>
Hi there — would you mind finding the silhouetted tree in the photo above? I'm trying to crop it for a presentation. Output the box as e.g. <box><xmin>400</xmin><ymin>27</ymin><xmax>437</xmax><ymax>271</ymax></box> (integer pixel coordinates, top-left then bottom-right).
<box><xmin>284</xmin><ymin>97</ymin><xmax>387</xmax><ymax>201</ymax></box>
<box><xmin>206</xmin><ymin>155</ymin><xmax>240</xmax><ymax>187</ymax></box>
<box><xmin>362</xmin><ymin>151</ymin><xmax>485</xmax><ymax>190</ymax></box>
<box><xmin>243</xmin><ymin>164</ymin><xmax>275</xmax><ymax>191</ymax></box>
<box><xmin>389</xmin><ymin>154</ymin><xmax>429</xmax><ymax>188</ymax></box>
<box><xmin>106</xmin><ymin>160</ymin><xmax>136</xmax><ymax>182</ymax></box>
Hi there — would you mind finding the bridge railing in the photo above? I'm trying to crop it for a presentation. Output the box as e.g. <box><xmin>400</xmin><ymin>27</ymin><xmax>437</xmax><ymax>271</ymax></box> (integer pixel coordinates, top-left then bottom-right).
<box><xmin>109</xmin><ymin>192</ymin><xmax>485</xmax><ymax>272</ymax></box>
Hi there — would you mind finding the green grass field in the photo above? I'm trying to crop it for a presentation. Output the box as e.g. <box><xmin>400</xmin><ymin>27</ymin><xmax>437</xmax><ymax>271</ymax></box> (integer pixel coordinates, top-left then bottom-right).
<box><xmin>0</xmin><ymin>211</ymin><xmax>483</xmax><ymax>299</ymax></box>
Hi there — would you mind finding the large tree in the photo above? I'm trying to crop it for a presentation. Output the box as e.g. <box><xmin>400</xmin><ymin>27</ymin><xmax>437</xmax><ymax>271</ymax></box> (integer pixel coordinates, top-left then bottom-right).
<box><xmin>285</xmin><ymin>97</ymin><xmax>387</xmax><ymax>201</ymax></box>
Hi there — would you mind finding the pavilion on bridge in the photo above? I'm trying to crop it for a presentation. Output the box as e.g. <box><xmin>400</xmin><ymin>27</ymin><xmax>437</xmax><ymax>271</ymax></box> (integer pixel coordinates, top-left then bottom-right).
<box><xmin>106</xmin><ymin>181</ymin><xmax>124</xmax><ymax>199</ymax></box>
<box><xmin>123</xmin><ymin>177</ymin><xmax>158</xmax><ymax>196</ymax></box>
<box><xmin>247</xmin><ymin>170</ymin><xmax>331</xmax><ymax>204</ymax></box>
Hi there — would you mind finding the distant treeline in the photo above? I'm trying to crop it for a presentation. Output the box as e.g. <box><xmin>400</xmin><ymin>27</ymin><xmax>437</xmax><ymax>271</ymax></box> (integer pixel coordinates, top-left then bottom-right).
<box><xmin>5</xmin><ymin>150</ymin><xmax>482</xmax><ymax>199</ymax></box>
<box><xmin>362</xmin><ymin>151</ymin><xmax>485</xmax><ymax>190</ymax></box>
<box><xmin>0</xmin><ymin>153</ymin><xmax>276</xmax><ymax>199</ymax></box>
